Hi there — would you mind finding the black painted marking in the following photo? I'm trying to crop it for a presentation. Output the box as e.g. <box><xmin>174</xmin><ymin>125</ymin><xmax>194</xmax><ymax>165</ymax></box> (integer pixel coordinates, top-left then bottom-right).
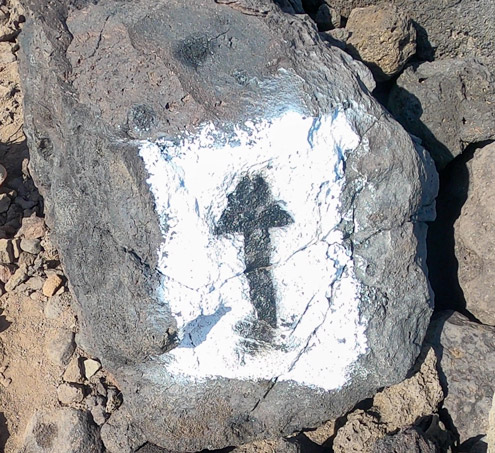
<box><xmin>215</xmin><ymin>174</ymin><xmax>294</xmax><ymax>328</ymax></box>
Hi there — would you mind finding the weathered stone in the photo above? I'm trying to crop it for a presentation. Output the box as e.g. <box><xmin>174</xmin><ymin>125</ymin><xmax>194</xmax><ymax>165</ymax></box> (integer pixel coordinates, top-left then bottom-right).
<box><xmin>57</xmin><ymin>383</ymin><xmax>85</xmax><ymax>405</ymax></box>
<box><xmin>333</xmin><ymin>347</ymin><xmax>443</xmax><ymax>452</ymax></box>
<box><xmin>315</xmin><ymin>3</ymin><xmax>341</xmax><ymax>31</ymax></box>
<box><xmin>100</xmin><ymin>406</ymin><xmax>147</xmax><ymax>453</ymax></box>
<box><xmin>345</xmin><ymin>4</ymin><xmax>416</xmax><ymax>80</ymax></box>
<box><xmin>0</xmin><ymin>238</ymin><xmax>14</xmax><ymax>263</ymax></box>
<box><xmin>489</xmin><ymin>392</ymin><xmax>495</xmax><ymax>453</ymax></box>
<box><xmin>5</xmin><ymin>263</ymin><xmax>28</xmax><ymax>292</ymax></box>
<box><xmin>0</xmin><ymin>263</ymin><xmax>15</xmax><ymax>284</ymax></box>
<box><xmin>19</xmin><ymin>0</ymin><xmax>437</xmax><ymax>450</ymax></box>
<box><xmin>83</xmin><ymin>358</ymin><xmax>101</xmax><ymax>380</ymax></box>
<box><xmin>232</xmin><ymin>438</ymin><xmax>301</xmax><ymax>453</ymax></box>
<box><xmin>454</xmin><ymin>142</ymin><xmax>495</xmax><ymax>326</ymax></box>
<box><xmin>21</xmin><ymin>408</ymin><xmax>103</xmax><ymax>453</ymax></box>
<box><xmin>16</xmin><ymin>214</ymin><xmax>46</xmax><ymax>239</ymax></box>
<box><xmin>388</xmin><ymin>59</ymin><xmax>495</xmax><ymax>169</ymax></box>
<box><xmin>372</xmin><ymin>428</ymin><xmax>437</xmax><ymax>453</ymax></box>
<box><xmin>63</xmin><ymin>355</ymin><xmax>84</xmax><ymax>384</ymax></box>
<box><xmin>426</xmin><ymin>311</ymin><xmax>495</xmax><ymax>444</ymax></box>
<box><xmin>45</xmin><ymin>328</ymin><xmax>75</xmax><ymax>367</ymax></box>
<box><xmin>20</xmin><ymin>238</ymin><xmax>42</xmax><ymax>255</ymax></box>
<box><xmin>42</xmin><ymin>274</ymin><xmax>63</xmax><ymax>297</ymax></box>
<box><xmin>303</xmin><ymin>419</ymin><xmax>335</xmax><ymax>446</ymax></box>
<box><xmin>313</xmin><ymin>0</ymin><xmax>495</xmax><ymax>69</ymax></box>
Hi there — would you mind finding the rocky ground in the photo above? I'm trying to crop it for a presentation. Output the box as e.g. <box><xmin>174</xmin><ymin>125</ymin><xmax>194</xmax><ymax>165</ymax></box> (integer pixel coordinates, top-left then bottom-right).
<box><xmin>0</xmin><ymin>0</ymin><xmax>494</xmax><ymax>452</ymax></box>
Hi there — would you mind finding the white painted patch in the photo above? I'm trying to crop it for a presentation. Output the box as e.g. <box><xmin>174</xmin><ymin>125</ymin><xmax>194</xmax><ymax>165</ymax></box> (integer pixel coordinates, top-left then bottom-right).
<box><xmin>139</xmin><ymin>110</ymin><xmax>368</xmax><ymax>391</ymax></box>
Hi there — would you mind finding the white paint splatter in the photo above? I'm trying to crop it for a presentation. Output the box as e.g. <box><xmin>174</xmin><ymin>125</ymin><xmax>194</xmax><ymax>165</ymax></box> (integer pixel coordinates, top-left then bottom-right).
<box><xmin>139</xmin><ymin>110</ymin><xmax>368</xmax><ymax>390</ymax></box>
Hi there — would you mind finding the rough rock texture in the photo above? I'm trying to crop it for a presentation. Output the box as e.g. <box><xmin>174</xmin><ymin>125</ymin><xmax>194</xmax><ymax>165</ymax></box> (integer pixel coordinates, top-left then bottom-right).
<box><xmin>489</xmin><ymin>393</ymin><xmax>495</xmax><ymax>453</ymax></box>
<box><xmin>426</xmin><ymin>311</ymin><xmax>495</xmax><ymax>446</ymax></box>
<box><xmin>372</xmin><ymin>428</ymin><xmax>438</xmax><ymax>453</ymax></box>
<box><xmin>19</xmin><ymin>0</ymin><xmax>436</xmax><ymax>450</ymax></box>
<box><xmin>345</xmin><ymin>4</ymin><xmax>416</xmax><ymax>81</ymax></box>
<box><xmin>20</xmin><ymin>408</ymin><xmax>103</xmax><ymax>453</ymax></box>
<box><xmin>454</xmin><ymin>142</ymin><xmax>495</xmax><ymax>325</ymax></box>
<box><xmin>388</xmin><ymin>59</ymin><xmax>495</xmax><ymax>169</ymax></box>
<box><xmin>315</xmin><ymin>0</ymin><xmax>495</xmax><ymax>70</ymax></box>
<box><xmin>100</xmin><ymin>407</ymin><xmax>147</xmax><ymax>453</ymax></box>
<box><xmin>333</xmin><ymin>347</ymin><xmax>443</xmax><ymax>452</ymax></box>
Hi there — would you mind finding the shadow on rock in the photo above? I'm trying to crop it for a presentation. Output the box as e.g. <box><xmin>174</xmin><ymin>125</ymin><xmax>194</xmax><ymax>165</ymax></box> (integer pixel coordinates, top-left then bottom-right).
<box><xmin>0</xmin><ymin>412</ymin><xmax>8</xmax><ymax>452</ymax></box>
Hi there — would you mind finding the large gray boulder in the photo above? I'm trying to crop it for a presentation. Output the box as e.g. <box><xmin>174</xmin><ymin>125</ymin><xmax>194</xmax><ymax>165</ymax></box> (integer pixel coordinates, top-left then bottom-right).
<box><xmin>18</xmin><ymin>0</ymin><xmax>437</xmax><ymax>450</ymax></box>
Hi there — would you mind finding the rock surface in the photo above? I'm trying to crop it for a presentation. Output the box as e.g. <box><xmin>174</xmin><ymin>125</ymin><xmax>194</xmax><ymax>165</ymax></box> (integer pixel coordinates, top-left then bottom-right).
<box><xmin>21</xmin><ymin>408</ymin><xmax>103</xmax><ymax>453</ymax></box>
<box><xmin>426</xmin><ymin>311</ymin><xmax>495</xmax><ymax>446</ymax></box>
<box><xmin>454</xmin><ymin>142</ymin><xmax>495</xmax><ymax>325</ymax></box>
<box><xmin>19</xmin><ymin>0</ymin><xmax>436</xmax><ymax>449</ymax></box>
<box><xmin>388</xmin><ymin>59</ymin><xmax>495</xmax><ymax>169</ymax></box>
<box><xmin>315</xmin><ymin>0</ymin><xmax>495</xmax><ymax>69</ymax></box>
<box><xmin>345</xmin><ymin>4</ymin><xmax>416</xmax><ymax>81</ymax></box>
<box><xmin>372</xmin><ymin>428</ymin><xmax>437</xmax><ymax>453</ymax></box>
<box><xmin>333</xmin><ymin>347</ymin><xmax>443</xmax><ymax>452</ymax></box>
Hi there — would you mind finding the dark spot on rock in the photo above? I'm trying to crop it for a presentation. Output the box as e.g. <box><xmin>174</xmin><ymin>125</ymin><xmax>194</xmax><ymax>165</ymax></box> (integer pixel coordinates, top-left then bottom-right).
<box><xmin>34</xmin><ymin>422</ymin><xmax>57</xmax><ymax>449</ymax></box>
<box><xmin>175</xmin><ymin>34</ymin><xmax>212</xmax><ymax>69</ymax></box>
<box><xmin>37</xmin><ymin>138</ymin><xmax>53</xmax><ymax>160</ymax></box>
<box><xmin>128</xmin><ymin>104</ymin><xmax>157</xmax><ymax>134</ymax></box>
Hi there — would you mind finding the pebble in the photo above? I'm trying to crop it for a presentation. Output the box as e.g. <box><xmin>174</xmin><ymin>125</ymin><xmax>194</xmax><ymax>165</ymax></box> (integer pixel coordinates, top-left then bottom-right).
<box><xmin>20</xmin><ymin>238</ymin><xmax>42</xmax><ymax>255</ymax></box>
<box><xmin>17</xmin><ymin>251</ymin><xmax>35</xmax><ymax>267</ymax></box>
<box><xmin>24</xmin><ymin>275</ymin><xmax>44</xmax><ymax>291</ymax></box>
<box><xmin>42</xmin><ymin>274</ymin><xmax>63</xmax><ymax>297</ymax></box>
<box><xmin>16</xmin><ymin>214</ymin><xmax>46</xmax><ymax>239</ymax></box>
<box><xmin>4</xmin><ymin>263</ymin><xmax>28</xmax><ymax>292</ymax></box>
<box><xmin>0</xmin><ymin>263</ymin><xmax>15</xmax><ymax>284</ymax></box>
<box><xmin>0</xmin><ymin>193</ymin><xmax>11</xmax><ymax>213</ymax></box>
<box><xmin>46</xmin><ymin>328</ymin><xmax>75</xmax><ymax>367</ymax></box>
<box><xmin>57</xmin><ymin>382</ymin><xmax>85</xmax><ymax>405</ymax></box>
<box><xmin>0</xmin><ymin>238</ymin><xmax>13</xmax><ymax>264</ymax></box>
<box><xmin>63</xmin><ymin>355</ymin><xmax>84</xmax><ymax>384</ymax></box>
<box><xmin>83</xmin><ymin>359</ymin><xmax>102</xmax><ymax>380</ymax></box>
<box><xmin>11</xmin><ymin>238</ymin><xmax>21</xmax><ymax>259</ymax></box>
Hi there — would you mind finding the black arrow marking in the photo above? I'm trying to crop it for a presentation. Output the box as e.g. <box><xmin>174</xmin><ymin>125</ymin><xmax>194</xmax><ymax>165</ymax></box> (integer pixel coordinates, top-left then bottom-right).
<box><xmin>215</xmin><ymin>174</ymin><xmax>294</xmax><ymax>328</ymax></box>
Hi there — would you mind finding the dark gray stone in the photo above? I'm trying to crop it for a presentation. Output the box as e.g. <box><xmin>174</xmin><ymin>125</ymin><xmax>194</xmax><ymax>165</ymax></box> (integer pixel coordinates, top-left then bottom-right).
<box><xmin>426</xmin><ymin>311</ymin><xmax>495</xmax><ymax>445</ymax></box>
<box><xmin>372</xmin><ymin>428</ymin><xmax>438</xmax><ymax>453</ymax></box>
<box><xmin>388</xmin><ymin>59</ymin><xmax>495</xmax><ymax>169</ymax></box>
<box><xmin>19</xmin><ymin>0</ymin><xmax>437</xmax><ymax>450</ymax></box>
<box><xmin>21</xmin><ymin>408</ymin><xmax>103</xmax><ymax>453</ymax></box>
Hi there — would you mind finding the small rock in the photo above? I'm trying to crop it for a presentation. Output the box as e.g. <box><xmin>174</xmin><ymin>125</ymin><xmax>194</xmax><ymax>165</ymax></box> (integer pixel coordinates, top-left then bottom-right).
<box><xmin>63</xmin><ymin>355</ymin><xmax>84</xmax><ymax>384</ymax></box>
<box><xmin>46</xmin><ymin>329</ymin><xmax>75</xmax><ymax>367</ymax></box>
<box><xmin>0</xmin><ymin>193</ymin><xmax>11</xmax><ymax>213</ymax></box>
<box><xmin>0</xmin><ymin>263</ymin><xmax>15</xmax><ymax>284</ymax></box>
<box><xmin>83</xmin><ymin>359</ymin><xmax>102</xmax><ymax>380</ymax></box>
<box><xmin>25</xmin><ymin>275</ymin><xmax>44</xmax><ymax>291</ymax></box>
<box><xmin>105</xmin><ymin>387</ymin><xmax>122</xmax><ymax>414</ymax></box>
<box><xmin>42</xmin><ymin>274</ymin><xmax>63</xmax><ymax>297</ymax></box>
<box><xmin>20</xmin><ymin>238</ymin><xmax>42</xmax><ymax>255</ymax></box>
<box><xmin>57</xmin><ymin>383</ymin><xmax>85</xmax><ymax>405</ymax></box>
<box><xmin>11</xmin><ymin>237</ymin><xmax>21</xmax><ymax>259</ymax></box>
<box><xmin>18</xmin><ymin>252</ymin><xmax>36</xmax><ymax>267</ymax></box>
<box><xmin>90</xmin><ymin>403</ymin><xmax>107</xmax><ymax>426</ymax></box>
<box><xmin>16</xmin><ymin>214</ymin><xmax>46</xmax><ymax>239</ymax></box>
<box><xmin>5</xmin><ymin>263</ymin><xmax>28</xmax><ymax>292</ymax></box>
<box><xmin>21</xmin><ymin>408</ymin><xmax>104</xmax><ymax>453</ymax></box>
<box><xmin>345</xmin><ymin>4</ymin><xmax>416</xmax><ymax>81</ymax></box>
<box><xmin>0</xmin><ymin>238</ymin><xmax>14</xmax><ymax>264</ymax></box>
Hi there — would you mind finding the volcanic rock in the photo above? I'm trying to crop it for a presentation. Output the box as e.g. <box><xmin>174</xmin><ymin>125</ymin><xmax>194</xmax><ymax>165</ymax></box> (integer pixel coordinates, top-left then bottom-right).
<box><xmin>454</xmin><ymin>142</ymin><xmax>495</xmax><ymax>326</ymax></box>
<box><xmin>345</xmin><ymin>4</ymin><xmax>416</xmax><ymax>80</ymax></box>
<box><xmin>426</xmin><ymin>311</ymin><xmax>495</xmax><ymax>446</ymax></box>
<box><xmin>19</xmin><ymin>0</ymin><xmax>437</xmax><ymax>450</ymax></box>
<box><xmin>388</xmin><ymin>59</ymin><xmax>495</xmax><ymax>169</ymax></box>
